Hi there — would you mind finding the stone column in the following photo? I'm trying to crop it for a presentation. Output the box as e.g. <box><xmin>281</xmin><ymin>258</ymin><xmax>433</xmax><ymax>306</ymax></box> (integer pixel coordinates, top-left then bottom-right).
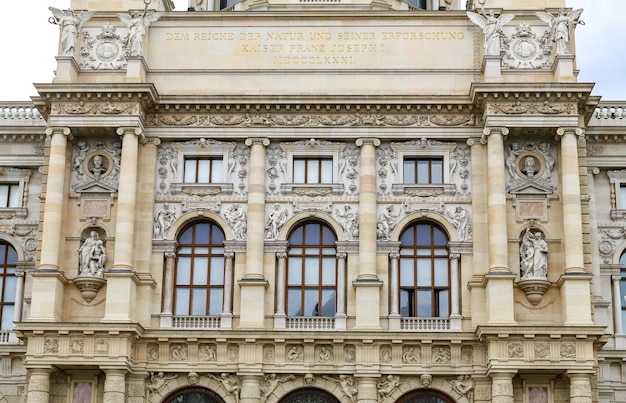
<box><xmin>239</xmin><ymin>375</ymin><xmax>261</xmax><ymax>403</ymax></box>
<box><xmin>274</xmin><ymin>251</ymin><xmax>287</xmax><ymax>329</ymax></box>
<box><xmin>27</xmin><ymin>368</ymin><xmax>52</xmax><ymax>403</ymax></box>
<box><xmin>221</xmin><ymin>251</ymin><xmax>234</xmax><ymax>329</ymax></box>
<box><xmin>556</xmin><ymin>127</ymin><xmax>593</xmax><ymax>325</ymax></box>
<box><xmin>103</xmin><ymin>369</ymin><xmax>127</xmax><ymax>403</ymax></box>
<box><xmin>557</xmin><ymin>127</ymin><xmax>585</xmax><ymax>273</ymax></box>
<box><xmin>30</xmin><ymin>127</ymin><xmax>72</xmax><ymax>321</ymax></box>
<box><xmin>13</xmin><ymin>270</ymin><xmax>24</xmax><ymax>323</ymax></box>
<box><xmin>612</xmin><ymin>272</ymin><xmax>624</xmax><ymax>335</ymax></box>
<box><xmin>162</xmin><ymin>251</ymin><xmax>176</xmax><ymax>315</ymax></box>
<box><xmin>354</xmin><ymin>138</ymin><xmax>382</xmax><ymax>329</ymax></box>
<box><xmin>356</xmin><ymin>377</ymin><xmax>378</xmax><ymax>403</ymax></box>
<box><xmin>491</xmin><ymin>372</ymin><xmax>515</xmax><ymax>403</ymax></box>
<box><xmin>482</xmin><ymin>128</ymin><xmax>515</xmax><ymax>325</ymax></box>
<box><xmin>103</xmin><ymin>127</ymin><xmax>143</xmax><ymax>323</ymax></box>
<box><xmin>239</xmin><ymin>138</ymin><xmax>270</xmax><ymax>328</ymax></box>
<box><xmin>568</xmin><ymin>373</ymin><xmax>592</xmax><ymax>403</ymax></box>
<box><xmin>388</xmin><ymin>250</ymin><xmax>401</xmax><ymax>330</ymax></box>
<box><xmin>587</xmin><ymin>167</ymin><xmax>603</xmax><ymax>301</ymax></box>
<box><xmin>449</xmin><ymin>251</ymin><xmax>461</xmax><ymax>330</ymax></box>
<box><xmin>335</xmin><ymin>251</ymin><xmax>347</xmax><ymax>329</ymax></box>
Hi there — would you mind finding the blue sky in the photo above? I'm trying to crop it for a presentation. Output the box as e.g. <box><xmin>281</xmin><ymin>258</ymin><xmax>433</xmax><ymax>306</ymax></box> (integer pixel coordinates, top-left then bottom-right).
<box><xmin>0</xmin><ymin>0</ymin><xmax>623</xmax><ymax>101</ymax></box>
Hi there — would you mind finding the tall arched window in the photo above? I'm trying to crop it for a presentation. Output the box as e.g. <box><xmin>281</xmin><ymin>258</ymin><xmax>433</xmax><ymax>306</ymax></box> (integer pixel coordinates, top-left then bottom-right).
<box><xmin>175</xmin><ymin>222</ymin><xmax>225</xmax><ymax>316</ymax></box>
<box><xmin>286</xmin><ymin>222</ymin><xmax>337</xmax><ymax>317</ymax></box>
<box><xmin>0</xmin><ymin>241</ymin><xmax>17</xmax><ymax>330</ymax></box>
<box><xmin>399</xmin><ymin>222</ymin><xmax>450</xmax><ymax>318</ymax></box>
<box><xmin>620</xmin><ymin>252</ymin><xmax>626</xmax><ymax>332</ymax></box>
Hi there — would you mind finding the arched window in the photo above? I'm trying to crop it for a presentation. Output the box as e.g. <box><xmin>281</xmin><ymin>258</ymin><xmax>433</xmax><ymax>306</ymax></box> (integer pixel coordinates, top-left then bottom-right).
<box><xmin>279</xmin><ymin>388</ymin><xmax>341</xmax><ymax>403</ymax></box>
<box><xmin>0</xmin><ymin>241</ymin><xmax>17</xmax><ymax>330</ymax></box>
<box><xmin>396</xmin><ymin>389</ymin><xmax>456</xmax><ymax>403</ymax></box>
<box><xmin>175</xmin><ymin>222</ymin><xmax>225</xmax><ymax>316</ymax></box>
<box><xmin>399</xmin><ymin>222</ymin><xmax>450</xmax><ymax>318</ymax></box>
<box><xmin>286</xmin><ymin>222</ymin><xmax>337</xmax><ymax>317</ymax></box>
<box><xmin>164</xmin><ymin>387</ymin><xmax>225</xmax><ymax>403</ymax></box>
<box><xmin>619</xmin><ymin>252</ymin><xmax>626</xmax><ymax>333</ymax></box>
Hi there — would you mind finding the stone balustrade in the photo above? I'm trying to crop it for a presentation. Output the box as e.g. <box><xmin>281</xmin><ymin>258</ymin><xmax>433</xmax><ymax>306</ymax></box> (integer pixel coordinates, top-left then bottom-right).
<box><xmin>595</xmin><ymin>105</ymin><xmax>625</xmax><ymax>120</ymax></box>
<box><xmin>0</xmin><ymin>104</ymin><xmax>42</xmax><ymax>120</ymax></box>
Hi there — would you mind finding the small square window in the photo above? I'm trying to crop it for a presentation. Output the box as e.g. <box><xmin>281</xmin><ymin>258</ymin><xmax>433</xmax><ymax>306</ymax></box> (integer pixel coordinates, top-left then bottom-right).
<box><xmin>403</xmin><ymin>158</ymin><xmax>443</xmax><ymax>185</ymax></box>
<box><xmin>0</xmin><ymin>184</ymin><xmax>19</xmax><ymax>208</ymax></box>
<box><xmin>184</xmin><ymin>158</ymin><xmax>223</xmax><ymax>184</ymax></box>
<box><xmin>293</xmin><ymin>158</ymin><xmax>333</xmax><ymax>184</ymax></box>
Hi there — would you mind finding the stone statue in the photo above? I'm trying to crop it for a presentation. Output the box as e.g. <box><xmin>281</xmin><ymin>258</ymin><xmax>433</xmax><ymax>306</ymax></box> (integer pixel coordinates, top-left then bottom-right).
<box><xmin>265</xmin><ymin>204</ymin><xmax>288</xmax><ymax>240</ymax></box>
<box><xmin>316</xmin><ymin>346</ymin><xmax>332</xmax><ymax>362</ymax></box>
<box><xmin>199</xmin><ymin>345</ymin><xmax>217</xmax><ymax>362</ymax></box>
<box><xmin>536</xmin><ymin>8</ymin><xmax>584</xmax><ymax>55</ymax></box>
<box><xmin>147</xmin><ymin>372</ymin><xmax>177</xmax><ymax>401</ymax></box>
<box><xmin>73</xmin><ymin>141</ymin><xmax>90</xmax><ymax>177</ymax></box>
<box><xmin>287</xmin><ymin>346</ymin><xmax>303</xmax><ymax>361</ymax></box>
<box><xmin>448</xmin><ymin>207</ymin><xmax>471</xmax><ymax>241</ymax></box>
<box><xmin>377</xmin><ymin>375</ymin><xmax>401</xmax><ymax>402</ymax></box>
<box><xmin>519</xmin><ymin>228</ymin><xmax>548</xmax><ymax>280</ymax></box>
<box><xmin>260</xmin><ymin>374</ymin><xmax>296</xmax><ymax>403</ymax></box>
<box><xmin>467</xmin><ymin>9</ymin><xmax>515</xmax><ymax>56</ymax></box>
<box><xmin>154</xmin><ymin>203</ymin><xmax>177</xmax><ymax>239</ymax></box>
<box><xmin>402</xmin><ymin>348</ymin><xmax>418</xmax><ymax>364</ymax></box>
<box><xmin>208</xmin><ymin>373</ymin><xmax>241</xmax><ymax>403</ymax></box>
<box><xmin>377</xmin><ymin>205</ymin><xmax>399</xmax><ymax>241</ymax></box>
<box><xmin>505</xmin><ymin>142</ymin><xmax>522</xmax><ymax>179</ymax></box>
<box><xmin>225</xmin><ymin>204</ymin><xmax>247</xmax><ymax>240</ymax></box>
<box><xmin>77</xmin><ymin>231</ymin><xmax>106</xmax><ymax>277</ymax></box>
<box><xmin>117</xmin><ymin>10</ymin><xmax>163</xmax><ymax>57</ymax></box>
<box><xmin>322</xmin><ymin>375</ymin><xmax>357</xmax><ymax>403</ymax></box>
<box><xmin>49</xmin><ymin>8</ymin><xmax>95</xmax><ymax>56</ymax></box>
<box><xmin>336</xmin><ymin>205</ymin><xmax>359</xmax><ymax>240</ymax></box>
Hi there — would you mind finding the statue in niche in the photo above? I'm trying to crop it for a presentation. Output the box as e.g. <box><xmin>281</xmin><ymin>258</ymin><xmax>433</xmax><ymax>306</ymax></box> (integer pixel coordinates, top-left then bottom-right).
<box><xmin>519</xmin><ymin>228</ymin><xmax>549</xmax><ymax>280</ymax></box>
<box><xmin>336</xmin><ymin>205</ymin><xmax>359</xmax><ymax>240</ymax></box>
<box><xmin>224</xmin><ymin>204</ymin><xmax>247</xmax><ymax>240</ymax></box>
<box><xmin>377</xmin><ymin>205</ymin><xmax>399</xmax><ymax>241</ymax></box>
<box><xmin>467</xmin><ymin>9</ymin><xmax>515</xmax><ymax>56</ymax></box>
<box><xmin>265</xmin><ymin>204</ymin><xmax>288</xmax><ymax>240</ymax></box>
<box><xmin>154</xmin><ymin>203</ymin><xmax>177</xmax><ymax>239</ymax></box>
<box><xmin>536</xmin><ymin>8</ymin><xmax>584</xmax><ymax>55</ymax></box>
<box><xmin>77</xmin><ymin>231</ymin><xmax>106</xmax><ymax>277</ymax></box>
<box><xmin>49</xmin><ymin>8</ymin><xmax>95</xmax><ymax>56</ymax></box>
<box><xmin>117</xmin><ymin>10</ymin><xmax>163</xmax><ymax>57</ymax></box>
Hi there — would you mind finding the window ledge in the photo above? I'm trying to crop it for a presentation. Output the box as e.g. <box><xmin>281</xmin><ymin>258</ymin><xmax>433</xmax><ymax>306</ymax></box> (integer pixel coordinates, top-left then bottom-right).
<box><xmin>282</xmin><ymin>183</ymin><xmax>344</xmax><ymax>197</ymax></box>
<box><xmin>400</xmin><ymin>317</ymin><xmax>450</xmax><ymax>331</ymax></box>
<box><xmin>610</xmin><ymin>209</ymin><xmax>626</xmax><ymax>220</ymax></box>
<box><xmin>392</xmin><ymin>184</ymin><xmax>456</xmax><ymax>198</ymax></box>
<box><xmin>171</xmin><ymin>183</ymin><xmax>234</xmax><ymax>197</ymax></box>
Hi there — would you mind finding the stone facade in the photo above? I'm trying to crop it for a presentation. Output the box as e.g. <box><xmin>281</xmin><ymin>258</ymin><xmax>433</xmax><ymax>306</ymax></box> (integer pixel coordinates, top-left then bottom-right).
<box><xmin>0</xmin><ymin>0</ymin><xmax>624</xmax><ymax>402</ymax></box>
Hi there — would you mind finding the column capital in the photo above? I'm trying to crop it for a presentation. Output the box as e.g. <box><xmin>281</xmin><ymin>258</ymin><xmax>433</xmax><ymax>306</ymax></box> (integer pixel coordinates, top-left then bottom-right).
<box><xmin>355</xmin><ymin>138</ymin><xmax>381</xmax><ymax>147</ymax></box>
<box><xmin>164</xmin><ymin>251</ymin><xmax>177</xmax><ymax>259</ymax></box>
<box><xmin>389</xmin><ymin>251</ymin><xmax>400</xmax><ymax>259</ymax></box>
<box><xmin>588</xmin><ymin>166</ymin><xmax>600</xmax><ymax>175</ymax></box>
<box><xmin>245</xmin><ymin>137</ymin><xmax>270</xmax><ymax>147</ymax></box>
<box><xmin>116</xmin><ymin>126</ymin><xmax>144</xmax><ymax>138</ymax></box>
<box><xmin>482</xmin><ymin>127</ymin><xmax>509</xmax><ymax>138</ymax></box>
<box><xmin>556</xmin><ymin>127</ymin><xmax>583</xmax><ymax>137</ymax></box>
<box><xmin>612</xmin><ymin>274</ymin><xmax>622</xmax><ymax>282</ymax></box>
<box><xmin>224</xmin><ymin>251</ymin><xmax>235</xmax><ymax>259</ymax></box>
<box><xmin>45</xmin><ymin>127</ymin><xmax>71</xmax><ymax>137</ymax></box>
<box><xmin>467</xmin><ymin>136</ymin><xmax>487</xmax><ymax>147</ymax></box>
<box><xmin>276</xmin><ymin>251</ymin><xmax>288</xmax><ymax>259</ymax></box>
<box><xmin>142</xmin><ymin>137</ymin><xmax>161</xmax><ymax>146</ymax></box>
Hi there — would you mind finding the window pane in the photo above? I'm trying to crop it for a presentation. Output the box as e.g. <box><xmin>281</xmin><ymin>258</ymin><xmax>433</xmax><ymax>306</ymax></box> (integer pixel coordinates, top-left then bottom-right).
<box><xmin>304</xmin><ymin>259</ymin><xmax>319</xmax><ymax>286</ymax></box>
<box><xmin>621</xmin><ymin>185</ymin><xmax>626</xmax><ymax>209</ymax></box>
<box><xmin>0</xmin><ymin>187</ymin><xmax>8</xmax><ymax>207</ymax></box>
<box><xmin>193</xmin><ymin>257</ymin><xmax>209</xmax><ymax>284</ymax></box>
<box><xmin>400</xmin><ymin>259</ymin><xmax>415</xmax><ymax>287</ymax></box>
<box><xmin>416</xmin><ymin>225</ymin><xmax>431</xmax><ymax>245</ymax></box>
<box><xmin>179</xmin><ymin>227</ymin><xmax>193</xmax><ymax>244</ymax></box>
<box><xmin>6</xmin><ymin>245</ymin><xmax>16</xmax><ymax>264</ymax></box>
<box><xmin>195</xmin><ymin>224</ymin><xmax>210</xmax><ymax>244</ymax></box>
<box><xmin>175</xmin><ymin>289</ymin><xmax>190</xmax><ymax>315</ymax></box>
<box><xmin>417</xmin><ymin>258</ymin><xmax>432</xmax><ymax>286</ymax></box>
<box><xmin>287</xmin><ymin>290</ymin><xmax>303</xmax><ymax>316</ymax></box>
<box><xmin>305</xmin><ymin>223</ymin><xmax>320</xmax><ymax>242</ymax></box>
<box><xmin>191</xmin><ymin>289</ymin><xmax>207</xmax><ymax>315</ymax></box>
<box><xmin>417</xmin><ymin>160</ymin><xmax>430</xmax><ymax>184</ymax></box>
<box><xmin>294</xmin><ymin>160</ymin><xmax>305</xmax><ymax>183</ymax></box>
<box><xmin>211</xmin><ymin>160</ymin><xmax>223</xmax><ymax>182</ymax></box>
<box><xmin>1</xmin><ymin>306</ymin><xmax>13</xmax><ymax>330</ymax></box>
<box><xmin>321</xmin><ymin>290</ymin><xmax>336</xmax><ymax>316</ymax></box>
<box><xmin>321</xmin><ymin>259</ymin><xmax>336</xmax><ymax>285</ymax></box>
<box><xmin>322</xmin><ymin>227</ymin><xmax>335</xmax><ymax>245</ymax></box>
<box><xmin>401</xmin><ymin>229</ymin><xmax>414</xmax><ymax>245</ymax></box>
<box><xmin>434</xmin><ymin>259</ymin><xmax>449</xmax><ymax>286</ymax></box>
<box><xmin>307</xmin><ymin>160</ymin><xmax>319</xmax><ymax>183</ymax></box>
<box><xmin>197</xmin><ymin>160</ymin><xmax>210</xmax><ymax>183</ymax></box>
<box><xmin>290</xmin><ymin>227</ymin><xmax>303</xmax><ymax>244</ymax></box>
<box><xmin>436</xmin><ymin>289</ymin><xmax>449</xmax><ymax>317</ymax></box>
<box><xmin>403</xmin><ymin>160</ymin><xmax>415</xmax><ymax>184</ymax></box>
<box><xmin>400</xmin><ymin>290</ymin><xmax>413</xmax><ymax>317</ymax></box>
<box><xmin>209</xmin><ymin>289</ymin><xmax>223</xmax><ymax>316</ymax></box>
<box><xmin>3</xmin><ymin>276</ymin><xmax>16</xmax><ymax>303</ymax></box>
<box><xmin>184</xmin><ymin>160</ymin><xmax>196</xmax><ymax>183</ymax></box>
<box><xmin>177</xmin><ymin>258</ymin><xmax>191</xmax><ymax>284</ymax></box>
<box><xmin>433</xmin><ymin>227</ymin><xmax>447</xmax><ymax>245</ymax></box>
<box><xmin>417</xmin><ymin>290</ymin><xmax>432</xmax><ymax>317</ymax></box>
<box><xmin>210</xmin><ymin>259</ymin><xmax>224</xmax><ymax>285</ymax></box>
<box><xmin>431</xmin><ymin>160</ymin><xmax>443</xmax><ymax>184</ymax></box>
<box><xmin>8</xmin><ymin>185</ymin><xmax>19</xmax><ymax>207</ymax></box>
<box><xmin>321</xmin><ymin>160</ymin><xmax>333</xmax><ymax>183</ymax></box>
<box><xmin>304</xmin><ymin>289</ymin><xmax>319</xmax><ymax>316</ymax></box>
<box><xmin>212</xmin><ymin>230</ymin><xmax>224</xmax><ymax>244</ymax></box>
<box><xmin>288</xmin><ymin>259</ymin><xmax>302</xmax><ymax>285</ymax></box>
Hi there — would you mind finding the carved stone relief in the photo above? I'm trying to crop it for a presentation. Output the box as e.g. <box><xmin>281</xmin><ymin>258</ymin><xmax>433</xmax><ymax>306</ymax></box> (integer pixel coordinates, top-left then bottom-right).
<box><xmin>502</xmin><ymin>23</ymin><xmax>551</xmax><ymax>69</ymax></box>
<box><xmin>402</xmin><ymin>347</ymin><xmax>419</xmax><ymax>364</ymax></box>
<box><xmin>450</xmin><ymin>144</ymin><xmax>471</xmax><ymax>196</ymax></box>
<box><xmin>71</xmin><ymin>140</ymin><xmax>121</xmax><ymax>193</ymax></box>
<box><xmin>559</xmin><ymin>343</ymin><xmax>576</xmax><ymax>358</ymax></box>
<box><xmin>223</xmin><ymin>204</ymin><xmax>247</xmax><ymax>241</ymax></box>
<box><xmin>266</xmin><ymin>146</ymin><xmax>287</xmax><ymax>195</ymax></box>
<box><xmin>432</xmin><ymin>347</ymin><xmax>451</xmax><ymax>364</ymax></box>
<box><xmin>0</xmin><ymin>225</ymin><xmax>38</xmax><ymax>261</ymax></box>
<box><xmin>377</xmin><ymin>205</ymin><xmax>400</xmax><ymax>241</ymax></box>
<box><xmin>505</xmin><ymin>141</ymin><xmax>556</xmax><ymax>193</ymax></box>
<box><xmin>376</xmin><ymin>146</ymin><xmax>398</xmax><ymax>196</ymax></box>
<box><xmin>315</xmin><ymin>346</ymin><xmax>333</xmax><ymax>363</ymax></box>
<box><xmin>287</xmin><ymin>346</ymin><xmax>303</xmax><ymax>362</ymax></box>
<box><xmin>447</xmin><ymin>206</ymin><xmax>472</xmax><ymax>241</ymax></box>
<box><xmin>153</xmin><ymin>203</ymin><xmax>178</xmax><ymax>240</ymax></box>
<box><xmin>598</xmin><ymin>228</ymin><xmax>625</xmax><ymax>263</ymax></box>
<box><xmin>339</xmin><ymin>146</ymin><xmax>360</xmax><ymax>196</ymax></box>
<box><xmin>80</xmin><ymin>24</ymin><xmax>127</xmax><ymax>70</ymax></box>
<box><xmin>230</xmin><ymin>145</ymin><xmax>250</xmax><ymax>196</ymax></box>
<box><xmin>265</xmin><ymin>204</ymin><xmax>289</xmax><ymax>240</ymax></box>
<box><xmin>170</xmin><ymin>344</ymin><xmax>188</xmax><ymax>361</ymax></box>
<box><xmin>199</xmin><ymin>345</ymin><xmax>217</xmax><ymax>362</ymax></box>
<box><xmin>336</xmin><ymin>205</ymin><xmax>359</xmax><ymax>241</ymax></box>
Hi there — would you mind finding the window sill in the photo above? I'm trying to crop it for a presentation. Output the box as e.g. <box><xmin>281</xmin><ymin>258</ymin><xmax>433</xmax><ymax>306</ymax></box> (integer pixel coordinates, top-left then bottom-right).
<box><xmin>392</xmin><ymin>184</ymin><xmax>456</xmax><ymax>198</ymax></box>
<box><xmin>171</xmin><ymin>182</ymin><xmax>234</xmax><ymax>197</ymax></box>
<box><xmin>281</xmin><ymin>183</ymin><xmax>345</xmax><ymax>197</ymax></box>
